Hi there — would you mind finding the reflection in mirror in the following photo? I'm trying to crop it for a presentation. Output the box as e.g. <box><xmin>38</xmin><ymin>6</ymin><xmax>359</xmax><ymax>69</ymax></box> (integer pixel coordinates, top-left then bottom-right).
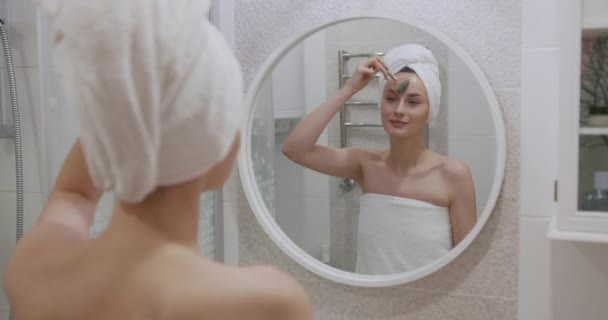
<box><xmin>250</xmin><ymin>18</ymin><xmax>498</xmax><ymax>275</ymax></box>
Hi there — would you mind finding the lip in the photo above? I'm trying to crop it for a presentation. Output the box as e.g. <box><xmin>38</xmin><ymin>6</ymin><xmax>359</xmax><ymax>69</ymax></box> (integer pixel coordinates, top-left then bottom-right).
<box><xmin>388</xmin><ymin>120</ymin><xmax>408</xmax><ymax>128</ymax></box>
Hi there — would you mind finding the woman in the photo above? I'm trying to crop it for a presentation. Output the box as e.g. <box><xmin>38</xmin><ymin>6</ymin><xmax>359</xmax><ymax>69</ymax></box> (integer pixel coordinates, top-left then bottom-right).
<box><xmin>282</xmin><ymin>44</ymin><xmax>476</xmax><ymax>275</ymax></box>
<box><xmin>3</xmin><ymin>1</ymin><xmax>313</xmax><ymax>319</ymax></box>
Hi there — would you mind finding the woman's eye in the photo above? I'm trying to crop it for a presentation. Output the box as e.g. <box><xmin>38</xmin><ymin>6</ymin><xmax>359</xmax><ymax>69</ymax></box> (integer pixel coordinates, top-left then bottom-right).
<box><xmin>386</xmin><ymin>96</ymin><xmax>396</xmax><ymax>102</ymax></box>
<box><xmin>409</xmin><ymin>100</ymin><xmax>420</xmax><ymax>105</ymax></box>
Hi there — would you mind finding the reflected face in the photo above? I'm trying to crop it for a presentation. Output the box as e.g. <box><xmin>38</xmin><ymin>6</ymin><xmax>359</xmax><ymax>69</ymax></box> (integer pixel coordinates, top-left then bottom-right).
<box><xmin>380</xmin><ymin>72</ymin><xmax>429</xmax><ymax>139</ymax></box>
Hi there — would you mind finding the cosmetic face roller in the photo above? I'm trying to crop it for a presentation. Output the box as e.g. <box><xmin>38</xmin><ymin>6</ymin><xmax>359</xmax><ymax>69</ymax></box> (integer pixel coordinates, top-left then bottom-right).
<box><xmin>397</xmin><ymin>79</ymin><xmax>410</xmax><ymax>94</ymax></box>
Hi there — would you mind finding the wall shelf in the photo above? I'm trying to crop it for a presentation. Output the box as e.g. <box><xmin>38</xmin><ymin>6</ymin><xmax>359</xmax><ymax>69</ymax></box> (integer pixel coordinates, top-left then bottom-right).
<box><xmin>548</xmin><ymin>217</ymin><xmax>608</xmax><ymax>243</ymax></box>
<box><xmin>580</xmin><ymin>127</ymin><xmax>608</xmax><ymax>135</ymax></box>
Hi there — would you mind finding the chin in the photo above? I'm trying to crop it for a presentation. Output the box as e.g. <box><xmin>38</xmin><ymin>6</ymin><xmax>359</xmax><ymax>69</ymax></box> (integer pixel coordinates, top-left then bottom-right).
<box><xmin>384</xmin><ymin>128</ymin><xmax>411</xmax><ymax>138</ymax></box>
<box><xmin>383</xmin><ymin>125</ymin><xmax>422</xmax><ymax>140</ymax></box>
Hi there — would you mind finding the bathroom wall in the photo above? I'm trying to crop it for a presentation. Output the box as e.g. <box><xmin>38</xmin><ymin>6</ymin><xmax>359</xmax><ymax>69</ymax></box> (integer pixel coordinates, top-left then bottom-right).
<box><xmin>272</xmin><ymin>32</ymin><xmax>331</xmax><ymax>261</ymax></box>
<box><xmin>447</xmin><ymin>50</ymin><xmax>497</xmax><ymax>216</ymax></box>
<box><xmin>0</xmin><ymin>1</ymin><xmax>43</xmax><ymax>318</ymax></box>
<box><xmin>234</xmin><ymin>0</ymin><xmax>520</xmax><ymax>319</ymax></box>
<box><xmin>519</xmin><ymin>0</ymin><xmax>608</xmax><ymax>319</ymax></box>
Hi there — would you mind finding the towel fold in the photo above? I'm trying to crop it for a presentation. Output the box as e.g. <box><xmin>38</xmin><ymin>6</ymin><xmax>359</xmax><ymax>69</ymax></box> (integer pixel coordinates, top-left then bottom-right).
<box><xmin>40</xmin><ymin>0</ymin><xmax>243</xmax><ymax>203</ymax></box>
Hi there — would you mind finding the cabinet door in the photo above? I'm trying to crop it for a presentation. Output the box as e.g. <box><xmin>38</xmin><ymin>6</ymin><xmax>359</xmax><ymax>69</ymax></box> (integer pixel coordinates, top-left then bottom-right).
<box><xmin>553</xmin><ymin>0</ymin><xmax>608</xmax><ymax>241</ymax></box>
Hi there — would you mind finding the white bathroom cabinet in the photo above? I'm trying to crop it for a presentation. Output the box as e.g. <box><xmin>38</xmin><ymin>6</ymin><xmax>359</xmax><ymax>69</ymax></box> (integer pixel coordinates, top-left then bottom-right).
<box><xmin>549</xmin><ymin>0</ymin><xmax>608</xmax><ymax>242</ymax></box>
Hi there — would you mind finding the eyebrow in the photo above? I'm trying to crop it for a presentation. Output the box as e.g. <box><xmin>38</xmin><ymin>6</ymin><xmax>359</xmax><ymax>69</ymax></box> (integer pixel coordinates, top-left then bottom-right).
<box><xmin>387</xmin><ymin>89</ymin><xmax>423</xmax><ymax>98</ymax></box>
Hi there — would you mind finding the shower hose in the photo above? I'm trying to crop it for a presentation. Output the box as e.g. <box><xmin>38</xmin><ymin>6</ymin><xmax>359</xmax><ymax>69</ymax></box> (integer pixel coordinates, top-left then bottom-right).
<box><xmin>0</xmin><ymin>18</ymin><xmax>24</xmax><ymax>320</ymax></box>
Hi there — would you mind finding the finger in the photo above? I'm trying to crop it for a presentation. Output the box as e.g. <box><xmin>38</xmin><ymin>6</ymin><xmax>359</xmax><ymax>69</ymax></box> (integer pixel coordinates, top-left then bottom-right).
<box><xmin>373</xmin><ymin>59</ymin><xmax>390</xmax><ymax>80</ymax></box>
<box><xmin>379</xmin><ymin>58</ymin><xmax>391</xmax><ymax>74</ymax></box>
<box><xmin>363</xmin><ymin>57</ymin><xmax>379</xmax><ymax>69</ymax></box>
<box><xmin>374</xmin><ymin>57</ymin><xmax>394</xmax><ymax>80</ymax></box>
<box><xmin>363</xmin><ymin>59</ymin><xmax>381</xmax><ymax>73</ymax></box>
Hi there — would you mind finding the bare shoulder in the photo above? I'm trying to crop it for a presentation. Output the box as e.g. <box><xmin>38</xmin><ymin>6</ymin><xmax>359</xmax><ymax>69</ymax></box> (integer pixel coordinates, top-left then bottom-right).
<box><xmin>439</xmin><ymin>157</ymin><xmax>473</xmax><ymax>183</ymax></box>
<box><xmin>170</xmin><ymin>261</ymin><xmax>313</xmax><ymax>320</ymax></box>
<box><xmin>356</xmin><ymin>148</ymin><xmax>391</xmax><ymax>164</ymax></box>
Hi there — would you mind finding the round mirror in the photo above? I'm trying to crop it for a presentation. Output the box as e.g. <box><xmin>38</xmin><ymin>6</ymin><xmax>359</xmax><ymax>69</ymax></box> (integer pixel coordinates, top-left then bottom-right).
<box><xmin>238</xmin><ymin>13</ymin><xmax>506</xmax><ymax>287</ymax></box>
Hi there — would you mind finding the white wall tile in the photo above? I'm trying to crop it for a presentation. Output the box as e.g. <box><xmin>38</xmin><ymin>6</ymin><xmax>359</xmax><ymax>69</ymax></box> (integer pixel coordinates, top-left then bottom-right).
<box><xmin>583</xmin><ymin>0</ymin><xmax>608</xmax><ymax>30</ymax></box>
<box><xmin>275</xmin><ymin>195</ymin><xmax>329</xmax><ymax>260</ymax></box>
<box><xmin>0</xmin><ymin>309</ymin><xmax>8</xmax><ymax>320</ymax></box>
<box><xmin>449</xmin><ymin>136</ymin><xmax>496</xmax><ymax>209</ymax></box>
<box><xmin>523</xmin><ymin>0</ymin><xmax>559</xmax><ymax>48</ymax></box>
<box><xmin>221</xmin><ymin>168</ymin><xmax>240</xmax><ymax>204</ymax></box>
<box><xmin>0</xmin><ymin>67</ymin><xmax>42</xmax><ymax>193</ymax></box>
<box><xmin>518</xmin><ymin>217</ymin><xmax>552</xmax><ymax>320</ymax></box>
<box><xmin>521</xmin><ymin>48</ymin><xmax>559</xmax><ymax>217</ymax></box>
<box><xmin>476</xmin><ymin>204</ymin><xmax>484</xmax><ymax>219</ymax></box>
<box><xmin>90</xmin><ymin>193</ymin><xmax>115</xmax><ymax>237</ymax></box>
<box><xmin>7</xmin><ymin>0</ymin><xmax>38</xmax><ymax>68</ymax></box>
<box><xmin>0</xmin><ymin>0</ymin><xmax>7</xmax><ymax>23</ymax></box>
<box><xmin>0</xmin><ymin>0</ymin><xmax>9</xmax><ymax>71</ymax></box>
<box><xmin>222</xmin><ymin>201</ymin><xmax>238</xmax><ymax>266</ymax></box>
<box><xmin>0</xmin><ymin>191</ymin><xmax>43</xmax><ymax>310</ymax></box>
<box><xmin>448</xmin><ymin>51</ymin><xmax>496</xmax><ymax>137</ymax></box>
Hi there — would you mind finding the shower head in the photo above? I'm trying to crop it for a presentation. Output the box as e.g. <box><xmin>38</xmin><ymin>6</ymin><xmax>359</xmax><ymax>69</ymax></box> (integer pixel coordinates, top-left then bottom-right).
<box><xmin>0</xmin><ymin>18</ymin><xmax>4</xmax><ymax>26</ymax></box>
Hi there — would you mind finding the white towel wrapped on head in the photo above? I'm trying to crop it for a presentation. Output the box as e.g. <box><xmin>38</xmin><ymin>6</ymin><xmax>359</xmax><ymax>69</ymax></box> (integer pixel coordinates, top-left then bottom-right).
<box><xmin>39</xmin><ymin>0</ymin><xmax>243</xmax><ymax>203</ymax></box>
<box><xmin>378</xmin><ymin>44</ymin><xmax>441</xmax><ymax>123</ymax></box>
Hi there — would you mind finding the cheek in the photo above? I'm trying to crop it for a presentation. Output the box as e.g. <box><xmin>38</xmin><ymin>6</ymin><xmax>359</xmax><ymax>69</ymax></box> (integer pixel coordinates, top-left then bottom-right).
<box><xmin>414</xmin><ymin>103</ymin><xmax>430</xmax><ymax>117</ymax></box>
<box><xmin>380</xmin><ymin>102</ymin><xmax>392</xmax><ymax>116</ymax></box>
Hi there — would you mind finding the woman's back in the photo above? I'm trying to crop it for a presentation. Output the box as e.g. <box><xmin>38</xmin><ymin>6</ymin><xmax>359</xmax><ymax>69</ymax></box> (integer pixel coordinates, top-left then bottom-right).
<box><xmin>5</xmin><ymin>216</ymin><xmax>311</xmax><ymax>320</ymax></box>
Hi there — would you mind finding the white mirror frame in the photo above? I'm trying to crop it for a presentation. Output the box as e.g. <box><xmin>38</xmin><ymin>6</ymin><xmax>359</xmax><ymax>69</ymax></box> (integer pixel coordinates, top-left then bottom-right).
<box><xmin>238</xmin><ymin>12</ymin><xmax>506</xmax><ymax>287</ymax></box>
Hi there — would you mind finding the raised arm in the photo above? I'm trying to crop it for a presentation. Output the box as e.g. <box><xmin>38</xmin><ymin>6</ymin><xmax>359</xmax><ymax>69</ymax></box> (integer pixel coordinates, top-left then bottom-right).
<box><xmin>282</xmin><ymin>56</ymin><xmax>390</xmax><ymax>180</ymax></box>
<box><xmin>5</xmin><ymin>140</ymin><xmax>102</xmax><ymax>264</ymax></box>
<box><xmin>3</xmin><ymin>139</ymin><xmax>103</xmax><ymax>304</ymax></box>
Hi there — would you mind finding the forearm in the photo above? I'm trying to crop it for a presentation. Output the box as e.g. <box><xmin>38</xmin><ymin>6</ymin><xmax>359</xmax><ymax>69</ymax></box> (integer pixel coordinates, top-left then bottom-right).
<box><xmin>282</xmin><ymin>87</ymin><xmax>354</xmax><ymax>157</ymax></box>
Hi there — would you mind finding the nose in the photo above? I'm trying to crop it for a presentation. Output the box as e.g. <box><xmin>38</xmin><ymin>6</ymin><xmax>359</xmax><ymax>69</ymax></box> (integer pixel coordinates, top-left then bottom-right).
<box><xmin>394</xmin><ymin>99</ymin><xmax>406</xmax><ymax>116</ymax></box>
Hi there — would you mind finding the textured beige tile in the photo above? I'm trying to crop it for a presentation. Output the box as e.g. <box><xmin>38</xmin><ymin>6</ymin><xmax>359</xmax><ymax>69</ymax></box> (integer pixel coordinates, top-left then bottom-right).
<box><xmin>301</xmin><ymin>280</ymin><xmax>517</xmax><ymax>320</ymax></box>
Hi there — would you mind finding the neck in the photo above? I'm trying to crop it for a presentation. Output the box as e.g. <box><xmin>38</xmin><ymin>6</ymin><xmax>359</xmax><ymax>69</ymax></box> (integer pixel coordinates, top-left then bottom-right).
<box><xmin>106</xmin><ymin>183</ymin><xmax>203</xmax><ymax>250</ymax></box>
<box><xmin>386</xmin><ymin>134</ymin><xmax>427</xmax><ymax>175</ymax></box>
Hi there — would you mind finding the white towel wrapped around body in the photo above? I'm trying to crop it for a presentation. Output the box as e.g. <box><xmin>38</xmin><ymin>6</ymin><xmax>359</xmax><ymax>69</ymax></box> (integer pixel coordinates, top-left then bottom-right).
<box><xmin>39</xmin><ymin>0</ymin><xmax>243</xmax><ymax>203</ymax></box>
<box><xmin>378</xmin><ymin>44</ymin><xmax>441</xmax><ymax>123</ymax></box>
<box><xmin>355</xmin><ymin>193</ymin><xmax>453</xmax><ymax>275</ymax></box>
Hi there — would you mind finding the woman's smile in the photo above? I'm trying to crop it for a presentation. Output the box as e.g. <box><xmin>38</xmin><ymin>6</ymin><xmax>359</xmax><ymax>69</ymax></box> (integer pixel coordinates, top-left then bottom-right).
<box><xmin>389</xmin><ymin>119</ymin><xmax>408</xmax><ymax>128</ymax></box>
